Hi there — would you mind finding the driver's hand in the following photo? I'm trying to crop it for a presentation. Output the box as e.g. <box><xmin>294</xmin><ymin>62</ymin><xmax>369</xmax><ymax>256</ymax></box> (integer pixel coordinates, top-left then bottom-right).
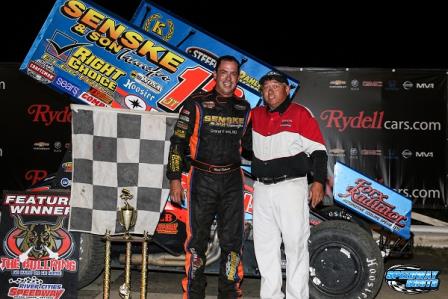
<box><xmin>169</xmin><ymin>179</ymin><xmax>183</xmax><ymax>204</ymax></box>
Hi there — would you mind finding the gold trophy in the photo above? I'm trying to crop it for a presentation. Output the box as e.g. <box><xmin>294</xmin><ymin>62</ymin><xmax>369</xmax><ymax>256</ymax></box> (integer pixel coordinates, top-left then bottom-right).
<box><xmin>103</xmin><ymin>188</ymin><xmax>149</xmax><ymax>299</ymax></box>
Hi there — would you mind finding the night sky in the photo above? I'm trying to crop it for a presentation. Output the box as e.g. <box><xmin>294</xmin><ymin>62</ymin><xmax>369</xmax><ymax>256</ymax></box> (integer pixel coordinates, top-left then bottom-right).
<box><xmin>2</xmin><ymin>0</ymin><xmax>446</xmax><ymax>69</ymax></box>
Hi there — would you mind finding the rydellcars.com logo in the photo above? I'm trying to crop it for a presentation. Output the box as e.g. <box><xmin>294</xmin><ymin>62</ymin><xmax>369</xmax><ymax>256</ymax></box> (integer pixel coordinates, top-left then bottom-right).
<box><xmin>385</xmin><ymin>265</ymin><xmax>440</xmax><ymax>294</ymax></box>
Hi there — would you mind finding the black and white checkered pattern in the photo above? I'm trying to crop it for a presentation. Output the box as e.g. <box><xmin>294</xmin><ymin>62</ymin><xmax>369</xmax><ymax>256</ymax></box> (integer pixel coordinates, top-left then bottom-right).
<box><xmin>68</xmin><ymin>105</ymin><xmax>177</xmax><ymax>235</ymax></box>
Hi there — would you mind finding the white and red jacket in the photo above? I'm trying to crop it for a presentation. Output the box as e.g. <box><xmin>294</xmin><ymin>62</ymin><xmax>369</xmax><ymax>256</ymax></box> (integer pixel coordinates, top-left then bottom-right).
<box><xmin>248</xmin><ymin>98</ymin><xmax>327</xmax><ymax>183</ymax></box>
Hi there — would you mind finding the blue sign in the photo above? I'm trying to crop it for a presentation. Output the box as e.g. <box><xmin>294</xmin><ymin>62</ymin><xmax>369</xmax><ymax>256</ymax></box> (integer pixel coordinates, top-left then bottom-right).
<box><xmin>333</xmin><ymin>162</ymin><xmax>412</xmax><ymax>239</ymax></box>
<box><xmin>131</xmin><ymin>1</ymin><xmax>299</xmax><ymax>108</ymax></box>
<box><xmin>20</xmin><ymin>0</ymin><xmax>220</xmax><ymax>112</ymax></box>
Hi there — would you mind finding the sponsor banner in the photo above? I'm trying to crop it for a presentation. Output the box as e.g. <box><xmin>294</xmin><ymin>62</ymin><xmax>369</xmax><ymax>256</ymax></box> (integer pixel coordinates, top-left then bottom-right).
<box><xmin>131</xmin><ymin>1</ymin><xmax>299</xmax><ymax>108</ymax></box>
<box><xmin>333</xmin><ymin>162</ymin><xmax>412</xmax><ymax>239</ymax></box>
<box><xmin>284</xmin><ymin>68</ymin><xmax>447</xmax><ymax>209</ymax></box>
<box><xmin>20</xmin><ymin>0</ymin><xmax>222</xmax><ymax>112</ymax></box>
<box><xmin>0</xmin><ymin>64</ymin><xmax>71</xmax><ymax>192</ymax></box>
<box><xmin>0</xmin><ymin>190</ymin><xmax>78</xmax><ymax>299</ymax></box>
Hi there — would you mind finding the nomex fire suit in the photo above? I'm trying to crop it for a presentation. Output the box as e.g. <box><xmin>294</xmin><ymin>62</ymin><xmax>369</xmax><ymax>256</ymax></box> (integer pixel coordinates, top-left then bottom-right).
<box><xmin>167</xmin><ymin>89</ymin><xmax>251</xmax><ymax>299</ymax></box>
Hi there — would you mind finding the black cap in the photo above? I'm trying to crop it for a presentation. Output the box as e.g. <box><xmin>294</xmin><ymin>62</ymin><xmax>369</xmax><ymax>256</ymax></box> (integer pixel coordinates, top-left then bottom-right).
<box><xmin>259</xmin><ymin>71</ymin><xmax>289</xmax><ymax>86</ymax></box>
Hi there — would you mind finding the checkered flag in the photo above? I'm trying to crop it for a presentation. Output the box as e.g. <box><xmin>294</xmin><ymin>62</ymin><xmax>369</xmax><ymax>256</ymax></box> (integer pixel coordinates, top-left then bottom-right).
<box><xmin>68</xmin><ymin>104</ymin><xmax>177</xmax><ymax>235</ymax></box>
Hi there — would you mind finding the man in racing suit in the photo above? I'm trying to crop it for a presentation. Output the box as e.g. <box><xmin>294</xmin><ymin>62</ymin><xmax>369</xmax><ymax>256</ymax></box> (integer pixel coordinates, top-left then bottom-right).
<box><xmin>167</xmin><ymin>55</ymin><xmax>251</xmax><ymax>299</ymax></box>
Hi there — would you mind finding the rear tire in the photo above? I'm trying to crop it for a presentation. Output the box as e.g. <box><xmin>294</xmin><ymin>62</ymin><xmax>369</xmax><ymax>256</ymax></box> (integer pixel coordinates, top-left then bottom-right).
<box><xmin>78</xmin><ymin>233</ymin><xmax>105</xmax><ymax>289</ymax></box>
<box><xmin>309</xmin><ymin>220</ymin><xmax>383</xmax><ymax>299</ymax></box>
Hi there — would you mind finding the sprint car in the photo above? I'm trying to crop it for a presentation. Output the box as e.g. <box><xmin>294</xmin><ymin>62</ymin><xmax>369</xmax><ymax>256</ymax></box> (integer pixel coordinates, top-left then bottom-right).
<box><xmin>26</xmin><ymin>150</ymin><xmax>388</xmax><ymax>299</ymax></box>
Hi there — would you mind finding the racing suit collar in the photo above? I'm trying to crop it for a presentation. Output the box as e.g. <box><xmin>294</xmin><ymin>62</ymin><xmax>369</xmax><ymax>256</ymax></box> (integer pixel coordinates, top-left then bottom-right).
<box><xmin>213</xmin><ymin>88</ymin><xmax>237</xmax><ymax>101</ymax></box>
<box><xmin>267</xmin><ymin>96</ymin><xmax>291</xmax><ymax>114</ymax></box>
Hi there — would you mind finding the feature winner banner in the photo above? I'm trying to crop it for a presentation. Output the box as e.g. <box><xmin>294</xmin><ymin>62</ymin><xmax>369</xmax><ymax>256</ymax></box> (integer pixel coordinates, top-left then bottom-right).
<box><xmin>333</xmin><ymin>162</ymin><xmax>412</xmax><ymax>239</ymax></box>
<box><xmin>21</xmin><ymin>0</ymin><xmax>221</xmax><ymax>112</ymax></box>
<box><xmin>0</xmin><ymin>190</ymin><xmax>78</xmax><ymax>299</ymax></box>
<box><xmin>131</xmin><ymin>1</ymin><xmax>299</xmax><ymax>108</ymax></box>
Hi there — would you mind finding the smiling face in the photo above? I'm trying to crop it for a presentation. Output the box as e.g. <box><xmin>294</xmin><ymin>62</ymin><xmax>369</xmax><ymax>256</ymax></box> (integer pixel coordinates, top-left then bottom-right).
<box><xmin>213</xmin><ymin>59</ymin><xmax>240</xmax><ymax>97</ymax></box>
<box><xmin>261</xmin><ymin>79</ymin><xmax>291</xmax><ymax>110</ymax></box>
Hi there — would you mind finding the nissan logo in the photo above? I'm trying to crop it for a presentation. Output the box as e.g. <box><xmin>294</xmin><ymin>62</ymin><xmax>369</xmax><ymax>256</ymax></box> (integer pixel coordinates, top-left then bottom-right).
<box><xmin>401</xmin><ymin>149</ymin><xmax>412</xmax><ymax>159</ymax></box>
<box><xmin>402</xmin><ymin>81</ymin><xmax>413</xmax><ymax>90</ymax></box>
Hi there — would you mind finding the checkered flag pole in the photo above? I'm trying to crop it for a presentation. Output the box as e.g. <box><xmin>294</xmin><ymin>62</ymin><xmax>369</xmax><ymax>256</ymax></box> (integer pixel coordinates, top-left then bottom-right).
<box><xmin>68</xmin><ymin>104</ymin><xmax>178</xmax><ymax>235</ymax></box>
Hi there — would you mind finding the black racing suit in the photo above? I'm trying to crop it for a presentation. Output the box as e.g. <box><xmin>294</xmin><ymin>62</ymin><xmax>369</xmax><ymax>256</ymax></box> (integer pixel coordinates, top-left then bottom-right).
<box><xmin>167</xmin><ymin>90</ymin><xmax>251</xmax><ymax>299</ymax></box>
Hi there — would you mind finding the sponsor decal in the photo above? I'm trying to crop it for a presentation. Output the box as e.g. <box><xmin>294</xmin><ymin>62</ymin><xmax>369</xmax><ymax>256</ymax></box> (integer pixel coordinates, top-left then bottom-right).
<box><xmin>54</xmin><ymin>76</ymin><xmax>81</xmax><ymax>97</ymax></box>
<box><xmin>62</xmin><ymin>162</ymin><xmax>72</xmax><ymax>172</ymax></box>
<box><xmin>362</xmin><ymin>80</ymin><xmax>383</xmax><ymax>87</ymax></box>
<box><xmin>189</xmin><ymin>248</ymin><xmax>203</xmax><ymax>279</ymax></box>
<box><xmin>67</xmin><ymin>47</ymin><xmax>126</xmax><ymax>93</ymax></box>
<box><xmin>385</xmin><ymin>80</ymin><xmax>400</xmax><ymax>91</ymax></box>
<box><xmin>384</xmin><ymin>149</ymin><xmax>399</xmax><ymax>160</ymax></box>
<box><xmin>46</xmin><ymin>30</ymin><xmax>90</xmax><ymax>61</ymax></box>
<box><xmin>415</xmin><ymin>151</ymin><xmax>433</xmax><ymax>158</ymax></box>
<box><xmin>416</xmin><ymin>82</ymin><xmax>435</xmax><ymax>89</ymax></box>
<box><xmin>87</xmin><ymin>87</ymin><xmax>113</xmax><ymax>105</ymax></box>
<box><xmin>337</xmin><ymin>178</ymin><xmax>409</xmax><ymax>227</ymax></box>
<box><xmin>350</xmin><ymin>79</ymin><xmax>359</xmax><ymax>90</ymax></box>
<box><xmin>321</xmin><ymin>110</ymin><xmax>441</xmax><ymax>132</ymax></box>
<box><xmin>187</xmin><ymin>47</ymin><xmax>217</xmax><ymax>68</ymax></box>
<box><xmin>361</xmin><ymin>149</ymin><xmax>382</xmax><ymax>156</ymax></box>
<box><xmin>155</xmin><ymin>212</ymin><xmax>179</xmax><ymax>234</ymax></box>
<box><xmin>33</xmin><ymin>142</ymin><xmax>50</xmax><ymax>151</ymax></box>
<box><xmin>401</xmin><ymin>149</ymin><xmax>412</xmax><ymax>159</ymax></box>
<box><xmin>24</xmin><ymin>170</ymin><xmax>48</xmax><ymax>186</ymax></box>
<box><xmin>280</xmin><ymin>119</ymin><xmax>292</xmax><ymax>127</ymax></box>
<box><xmin>320</xmin><ymin>110</ymin><xmax>384</xmax><ymax>132</ymax></box>
<box><xmin>385</xmin><ymin>265</ymin><xmax>440</xmax><ymax>294</ymax></box>
<box><xmin>239</xmin><ymin>70</ymin><xmax>260</xmax><ymax>91</ymax></box>
<box><xmin>329</xmin><ymin>80</ymin><xmax>347</xmax><ymax>89</ymax></box>
<box><xmin>334</xmin><ymin>162</ymin><xmax>411</xmax><ymax>239</ymax></box>
<box><xmin>203</xmin><ymin>115</ymin><xmax>245</xmax><ymax>127</ymax></box>
<box><xmin>202</xmin><ymin>101</ymin><xmax>215</xmax><ymax>109</ymax></box>
<box><xmin>401</xmin><ymin>149</ymin><xmax>433</xmax><ymax>159</ymax></box>
<box><xmin>142</xmin><ymin>13</ymin><xmax>174</xmax><ymax>41</ymax></box>
<box><xmin>54</xmin><ymin>141</ymin><xmax>62</xmax><ymax>152</ymax></box>
<box><xmin>27</xmin><ymin>60</ymin><xmax>55</xmax><ymax>84</ymax></box>
<box><xmin>124</xmin><ymin>95</ymin><xmax>147</xmax><ymax>110</ymax></box>
<box><xmin>6</xmin><ymin>277</ymin><xmax>65</xmax><ymax>299</ymax></box>
<box><xmin>80</xmin><ymin>92</ymin><xmax>108</xmax><ymax>107</ymax></box>
<box><xmin>176</xmin><ymin>122</ymin><xmax>188</xmax><ymax>130</ymax></box>
<box><xmin>225</xmin><ymin>251</ymin><xmax>240</xmax><ymax>281</ymax></box>
<box><xmin>174</xmin><ymin>129</ymin><xmax>185</xmax><ymax>138</ymax></box>
<box><xmin>123</xmin><ymin>79</ymin><xmax>156</xmax><ymax>101</ymax></box>
<box><xmin>234</xmin><ymin>104</ymin><xmax>247</xmax><ymax>111</ymax></box>
<box><xmin>402</xmin><ymin>81</ymin><xmax>413</xmax><ymax>90</ymax></box>
<box><xmin>243</xmin><ymin>191</ymin><xmax>253</xmax><ymax>215</ymax></box>
<box><xmin>60</xmin><ymin>178</ymin><xmax>71</xmax><ymax>188</ymax></box>
<box><xmin>130</xmin><ymin>71</ymin><xmax>163</xmax><ymax>93</ymax></box>
<box><xmin>329</xmin><ymin>148</ymin><xmax>345</xmax><ymax>157</ymax></box>
<box><xmin>27</xmin><ymin>104</ymin><xmax>71</xmax><ymax>126</ymax></box>
<box><xmin>179</xmin><ymin>115</ymin><xmax>189</xmax><ymax>122</ymax></box>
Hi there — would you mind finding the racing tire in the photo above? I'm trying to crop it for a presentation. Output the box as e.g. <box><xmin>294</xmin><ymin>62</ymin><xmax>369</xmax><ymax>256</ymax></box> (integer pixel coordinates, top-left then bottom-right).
<box><xmin>78</xmin><ymin>232</ymin><xmax>105</xmax><ymax>289</ymax></box>
<box><xmin>309</xmin><ymin>220</ymin><xmax>384</xmax><ymax>299</ymax></box>
<box><xmin>317</xmin><ymin>206</ymin><xmax>371</xmax><ymax>234</ymax></box>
